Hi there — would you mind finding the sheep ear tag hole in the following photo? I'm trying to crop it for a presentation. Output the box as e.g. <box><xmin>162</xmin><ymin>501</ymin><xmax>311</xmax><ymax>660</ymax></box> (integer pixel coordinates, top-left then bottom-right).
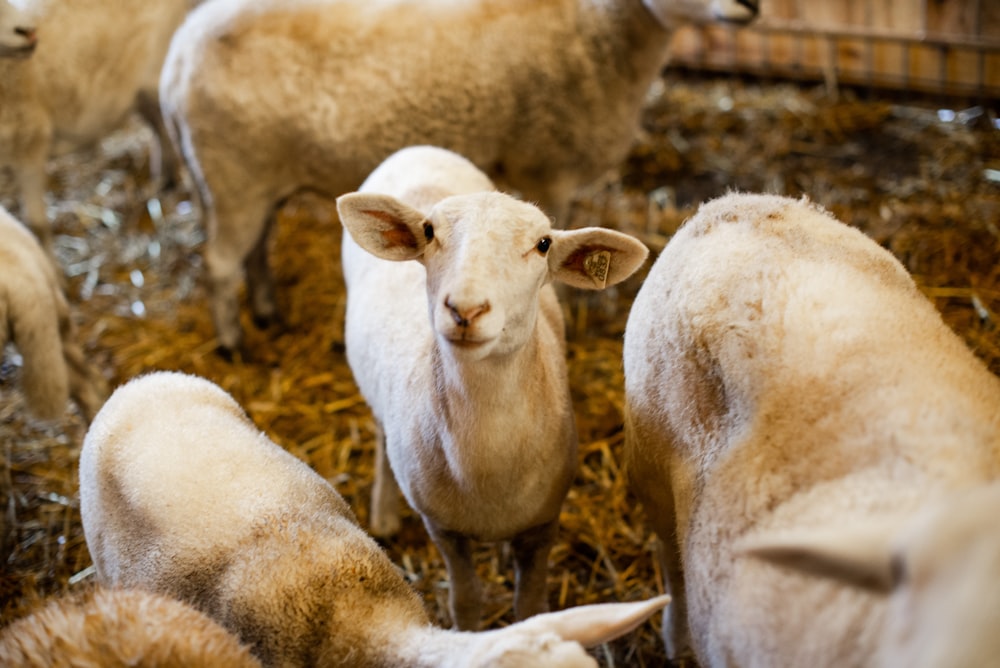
<box><xmin>585</xmin><ymin>250</ymin><xmax>611</xmax><ymax>289</ymax></box>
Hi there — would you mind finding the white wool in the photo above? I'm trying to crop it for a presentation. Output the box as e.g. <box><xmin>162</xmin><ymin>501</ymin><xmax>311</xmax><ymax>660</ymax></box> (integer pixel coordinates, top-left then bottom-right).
<box><xmin>623</xmin><ymin>192</ymin><xmax>1000</xmax><ymax>666</ymax></box>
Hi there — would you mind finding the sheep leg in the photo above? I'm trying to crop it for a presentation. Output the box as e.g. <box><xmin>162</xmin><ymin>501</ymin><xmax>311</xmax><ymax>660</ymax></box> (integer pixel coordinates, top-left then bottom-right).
<box><xmin>656</xmin><ymin>490</ymin><xmax>693</xmax><ymax>663</ymax></box>
<box><xmin>426</xmin><ymin>523</ymin><xmax>482</xmax><ymax>630</ymax></box>
<box><xmin>203</xmin><ymin>195</ymin><xmax>273</xmax><ymax>355</ymax></box>
<box><xmin>510</xmin><ymin>519</ymin><xmax>557</xmax><ymax>620</ymax></box>
<box><xmin>135</xmin><ymin>88</ymin><xmax>181</xmax><ymax>192</ymax></box>
<box><xmin>369</xmin><ymin>421</ymin><xmax>401</xmax><ymax>537</ymax></box>
<box><xmin>16</xmin><ymin>156</ymin><xmax>51</xmax><ymax>250</ymax></box>
<box><xmin>58</xmin><ymin>315</ymin><xmax>106</xmax><ymax>424</ymax></box>
<box><xmin>244</xmin><ymin>214</ymin><xmax>278</xmax><ymax>331</ymax></box>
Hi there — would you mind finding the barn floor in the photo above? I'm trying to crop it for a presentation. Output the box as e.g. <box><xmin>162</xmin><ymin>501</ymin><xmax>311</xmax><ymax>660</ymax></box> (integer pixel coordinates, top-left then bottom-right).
<box><xmin>1</xmin><ymin>74</ymin><xmax>998</xmax><ymax>666</ymax></box>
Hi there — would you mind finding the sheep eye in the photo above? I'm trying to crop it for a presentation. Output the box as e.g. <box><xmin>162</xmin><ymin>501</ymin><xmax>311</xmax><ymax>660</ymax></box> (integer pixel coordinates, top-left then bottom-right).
<box><xmin>536</xmin><ymin>236</ymin><xmax>551</xmax><ymax>254</ymax></box>
<box><xmin>423</xmin><ymin>223</ymin><xmax>434</xmax><ymax>242</ymax></box>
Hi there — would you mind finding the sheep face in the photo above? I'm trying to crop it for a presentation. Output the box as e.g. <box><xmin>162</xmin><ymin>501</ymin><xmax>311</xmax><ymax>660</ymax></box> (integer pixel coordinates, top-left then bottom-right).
<box><xmin>337</xmin><ymin>191</ymin><xmax>649</xmax><ymax>360</ymax></box>
<box><xmin>642</xmin><ymin>0</ymin><xmax>759</xmax><ymax>28</ymax></box>
<box><xmin>0</xmin><ymin>0</ymin><xmax>36</xmax><ymax>57</ymax></box>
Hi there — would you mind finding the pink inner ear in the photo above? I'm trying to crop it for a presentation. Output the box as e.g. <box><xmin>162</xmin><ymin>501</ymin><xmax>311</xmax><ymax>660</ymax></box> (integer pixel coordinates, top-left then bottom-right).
<box><xmin>361</xmin><ymin>209</ymin><xmax>420</xmax><ymax>250</ymax></box>
<box><xmin>379</xmin><ymin>224</ymin><xmax>418</xmax><ymax>249</ymax></box>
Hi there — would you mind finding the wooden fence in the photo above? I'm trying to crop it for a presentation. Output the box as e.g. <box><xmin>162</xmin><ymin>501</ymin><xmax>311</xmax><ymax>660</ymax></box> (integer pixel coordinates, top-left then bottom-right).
<box><xmin>669</xmin><ymin>0</ymin><xmax>1000</xmax><ymax>100</ymax></box>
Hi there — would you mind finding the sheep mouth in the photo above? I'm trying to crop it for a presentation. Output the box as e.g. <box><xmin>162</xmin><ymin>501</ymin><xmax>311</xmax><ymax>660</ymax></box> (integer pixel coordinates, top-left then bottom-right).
<box><xmin>444</xmin><ymin>336</ymin><xmax>490</xmax><ymax>350</ymax></box>
<box><xmin>0</xmin><ymin>42</ymin><xmax>37</xmax><ymax>58</ymax></box>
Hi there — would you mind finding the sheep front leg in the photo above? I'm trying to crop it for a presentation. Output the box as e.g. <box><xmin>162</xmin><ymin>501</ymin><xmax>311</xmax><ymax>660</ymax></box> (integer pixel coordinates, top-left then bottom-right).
<box><xmin>426</xmin><ymin>523</ymin><xmax>482</xmax><ymax>630</ymax></box>
<box><xmin>17</xmin><ymin>156</ymin><xmax>51</xmax><ymax>251</ymax></box>
<box><xmin>369</xmin><ymin>421</ymin><xmax>401</xmax><ymax>537</ymax></box>
<box><xmin>511</xmin><ymin>519</ymin><xmax>557</xmax><ymax>620</ymax></box>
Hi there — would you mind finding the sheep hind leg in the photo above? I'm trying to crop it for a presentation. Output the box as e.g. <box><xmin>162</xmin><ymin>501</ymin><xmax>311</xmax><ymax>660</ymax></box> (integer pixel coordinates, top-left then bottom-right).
<box><xmin>203</xmin><ymin>194</ymin><xmax>274</xmax><ymax>356</ymax></box>
<box><xmin>426</xmin><ymin>524</ymin><xmax>482</xmax><ymax>630</ymax></box>
<box><xmin>510</xmin><ymin>519</ymin><xmax>557</xmax><ymax>620</ymax></box>
<box><xmin>368</xmin><ymin>421</ymin><xmax>401</xmax><ymax>537</ymax></box>
<box><xmin>244</xmin><ymin>212</ymin><xmax>279</xmax><ymax>331</ymax></box>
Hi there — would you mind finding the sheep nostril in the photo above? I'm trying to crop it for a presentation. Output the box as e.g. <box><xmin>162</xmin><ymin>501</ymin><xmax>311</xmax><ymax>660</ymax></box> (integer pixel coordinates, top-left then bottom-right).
<box><xmin>444</xmin><ymin>298</ymin><xmax>490</xmax><ymax>328</ymax></box>
<box><xmin>15</xmin><ymin>27</ymin><xmax>37</xmax><ymax>43</ymax></box>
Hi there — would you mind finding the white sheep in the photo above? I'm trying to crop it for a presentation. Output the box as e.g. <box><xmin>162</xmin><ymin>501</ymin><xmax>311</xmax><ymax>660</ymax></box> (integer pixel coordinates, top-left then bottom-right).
<box><xmin>159</xmin><ymin>0</ymin><xmax>758</xmax><ymax>353</ymax></box>
<box><xmin>79</xmin><ymin>370</ymin><xmax>672</xmax><ymax>668</ymax></box>
<box><xmin>0</xmin><ymin>0</ymin><xmax>196</xmax><ymax>249</ymax></box>
<box><xmin>743</xmin><ymin>481</ymin><xmax>1000</xmax><ymax>668</ymax></box>
<box><xmin>0</xmin><ymin>0</ymin><xmax>34</xmax><ymax>57</ymax></box>
<box><xmin>337</xmin><ymin>145</ymin><xmax>649</xmax><ymax>630</ymax></box>
<box><xmin>622</xmin><ymin>192</ymin><xmax>1000</xmax><ymax>666</ymax></box>
<box><xmin>0</xmin><ymin>586</ymin><xmax>263</xmax><ymax>667</ymax></box>
<box><xmin>0</xmin><ymin>205</ymin><xmax>107</xmax><ymax>422</ymax></box>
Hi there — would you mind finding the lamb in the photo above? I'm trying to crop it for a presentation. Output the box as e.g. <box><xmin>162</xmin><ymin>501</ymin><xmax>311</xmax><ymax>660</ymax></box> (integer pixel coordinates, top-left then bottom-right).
<box><xmin>621</xmin><ymin>192</ymin><xmax>1000</xmax><ymax>666</ymax></box>
<box><xmin>0</xmin><ymin>586</ymin><xmax>263</xmax><ymax>667</ymax></box>
<box><xmin>744</xmin><ymin>481</ymin><xmax>1000</xmax><ymax>668</ymax></box>
<box><xmin>337</xmin><ymin>146</ymin><xmax>649</xmax><ymax>630</ymax></box>
<box><xmin>0</xmin><ymin>0</ymin><xmax>196</xmax><ymax>250</ymax></box>
<box><xmin>79</xmin><ymin>370</ymin><xmax>673</xmax><ymax>668</ymax></box>
<box><xmin>0</xmin><ymin>205</ymin><xmax>107</xmax><ymax>422</ymax></box>
<box><xmin>159</xmin><ymin>0</ymin><xmax>759</xmax><ymax>353</ymax></box>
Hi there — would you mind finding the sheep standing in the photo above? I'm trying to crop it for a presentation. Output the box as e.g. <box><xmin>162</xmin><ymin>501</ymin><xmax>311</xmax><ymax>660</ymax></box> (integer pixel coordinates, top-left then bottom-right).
<box><xmin>0</xmin><ymin>586</ymin><xmax>263</xmax><ymax>668</ymax></box>
<box><xmin>0</xmin><ymin>0</ymin><xmax>196</xmax><ymax>249</ymax></box>
<box><xmin>159</xmin><ymin>0</ymin><xmax>758</xmax><ymax>353</ymax></box>
<box><xmin>337</xmin><ymin>146</ymin><xmax>649</xmax><ymax>630</ymax></box>
<box><xmin>79</xmin><ymin>371</ymin><xmax>672</xmax><ymax>668</ymax></box>
<box><xmin>744</xmin><ymin>481</ymin><xmax>1000</xmax><ymax>668</ymax></box>
<box><xmin>622</xmin><ymin>193</ymin><xmax>1000</xmax><ymax>666</ymax></box>
<box><xmin>0</xmin><ymin>205</ymin><xmax>106</xmax><ymax>422</ymax></box>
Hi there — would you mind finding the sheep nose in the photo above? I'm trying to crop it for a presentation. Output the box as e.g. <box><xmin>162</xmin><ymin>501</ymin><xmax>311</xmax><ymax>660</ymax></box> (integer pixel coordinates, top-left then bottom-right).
<box><xmin>445</xmin><ymin>297</ymin><xmax>490</xmax><ymax>328</ymax></box>
<box><xmin>15</xmin><ymin>27</ymin><xmax>37</xmax><ymax>44</ymax></box>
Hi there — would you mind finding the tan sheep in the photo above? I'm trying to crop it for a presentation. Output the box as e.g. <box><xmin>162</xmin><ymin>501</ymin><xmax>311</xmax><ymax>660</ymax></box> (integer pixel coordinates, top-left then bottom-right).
<box><xmin>0</xmin><ymin>205</ymin><xmax>106</xmax><ymax>422</ymax></box>
<box><xmin>338</xmin><ymin>145</ymin><xmax>649</xmax><ymax>629</ymax></box>
<box><xmin>159</xmin><ymin>0</ymin><xmax>758</xmax><ymax>353</ymax></box>
<box><xmin>0</xmin><ymin>0</ymin><xmax>197</xmax><ymax>249</ymax></box>
<box><xmin>0</xmin><ymin>586</ymin><xmax>262</xmax><ymax>667</ymax></box>
<box><xmin>622</xmin><ymin>193</ymin><xmax>1000</xmax><ymax>666</ymax></box>
<box><xmin>79</xmin><ymin>371</ymin><xmax>672</xmax><ymax>668</ymax></box>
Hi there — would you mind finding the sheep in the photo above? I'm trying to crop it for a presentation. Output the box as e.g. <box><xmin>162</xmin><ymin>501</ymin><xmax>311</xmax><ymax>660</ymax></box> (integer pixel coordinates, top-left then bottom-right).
<box><xmin>0</xmin><ymin>205</ymin><xmax>107</xmax><ymax>422</ymax></box>
<box><xmin>0</xmin><ymin>1</ymin><xmax>35</xmax><ymax>57</ymax></box>
<box><xmin>79</xmin><ymin>370</ymin><xmax>673</xmax><ymax>668</ymax></box>
<box><xmin>621</xmin><ymin>192</ymin><xmax>1000</xmax><ymax>666</ymax></box>
<box><xmin>159</xmin><ymin>0</ymin><xmax>759</xmax><ymax>354</ymax></box>
<box><xmin>0</xmin><ymin>0</ymin><xmax>196</xmax><ymax>250</ymax></box>
<box><xmin>0</xmin><ymin>586</ymin><xmax>263</xmax><ymax>668</ymax></box>
<box><xmin>336</xmin><ymin>145</ymin><xmax>649</xmax><ymax>630</ymax></box>
<box><xmin>743</xmin><ymin>481</ymin><xmax>1000</xmax><ymax>668</ymax></box>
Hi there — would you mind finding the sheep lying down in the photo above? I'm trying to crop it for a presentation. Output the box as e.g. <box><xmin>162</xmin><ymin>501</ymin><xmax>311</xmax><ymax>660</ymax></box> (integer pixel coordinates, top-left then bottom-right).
<box><xmin>80</xmin><ymin>371</ymin><xmax>671</xmax><ymax>668</ymax></box>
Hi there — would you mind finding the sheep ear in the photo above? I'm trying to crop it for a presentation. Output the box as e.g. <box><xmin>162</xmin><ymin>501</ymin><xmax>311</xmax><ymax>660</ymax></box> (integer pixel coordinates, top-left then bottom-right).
<box><xmin>336</xmin><ymin>192</ymin><xmax>429</xmax><ymax>261</ymax></box>
<box><xmin>505</xmin><ymin>594</ymin><xmax>671</xmax><ymax>647</ymax></box>
<box><xmin>548</xmin><ymin>228</ymin><xmax>649</xmax><ymax>290</ymax></box>
<box><xmin>740</xmin><ymin>525</ymin><xmax>898</xmax><ymax>593</ymax></box>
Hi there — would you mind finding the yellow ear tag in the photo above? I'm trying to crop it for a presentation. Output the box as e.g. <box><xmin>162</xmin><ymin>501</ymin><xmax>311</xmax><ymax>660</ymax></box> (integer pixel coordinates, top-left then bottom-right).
<box><xmin>585</xmin><ymin>250</ymin><xmax>611</xmax><ymax>288</ymax></box>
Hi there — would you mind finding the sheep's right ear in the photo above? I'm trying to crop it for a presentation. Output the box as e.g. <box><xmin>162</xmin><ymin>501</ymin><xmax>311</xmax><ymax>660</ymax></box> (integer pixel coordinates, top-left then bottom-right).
<box><xmin>740</xmin><ymin>525</ymin><xmax>898</xmax><ymax>593</ymax></box>
<box><xmin>336</xmin><ymin>192</ymin><xmax>429</xmax><ymax>261</ymax></box>
<box><xmin>548</xmin><ymin>228</ymin><xmax>649</xmax><ymax>290</ymax></box>
<box><xmin>504</xmin><ymin>594</ymin><xmax>671</xmax><ymax>647</ymax></box>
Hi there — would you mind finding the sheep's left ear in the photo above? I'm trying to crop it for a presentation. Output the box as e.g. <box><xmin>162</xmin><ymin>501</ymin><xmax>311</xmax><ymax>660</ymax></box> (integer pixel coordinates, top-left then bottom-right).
<box><xmin>500</xmin><ymin>594</ymin><xmax>671</xmax><ymax>647</ymax></box>
<box><xmin>549</xmin><ymin>228</ymin><xmax>649</xmax><ymax>290</ymax></box>
<box><xmin>740</xmin><ymin>525</ymin><xmax>899</xmax><ymax>593</ymax></box>
<box><xmin>336</xmin><ymin>192</ymin><xmax>429</xmax><ymax>261</ymax></box>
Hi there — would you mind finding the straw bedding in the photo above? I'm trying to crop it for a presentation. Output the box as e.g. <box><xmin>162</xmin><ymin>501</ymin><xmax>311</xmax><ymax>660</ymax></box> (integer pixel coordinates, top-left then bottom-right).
<box><xmin>1</xmin><ymin>74</ymin><xmax>997</xmax><ymax>666</ymax></box>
